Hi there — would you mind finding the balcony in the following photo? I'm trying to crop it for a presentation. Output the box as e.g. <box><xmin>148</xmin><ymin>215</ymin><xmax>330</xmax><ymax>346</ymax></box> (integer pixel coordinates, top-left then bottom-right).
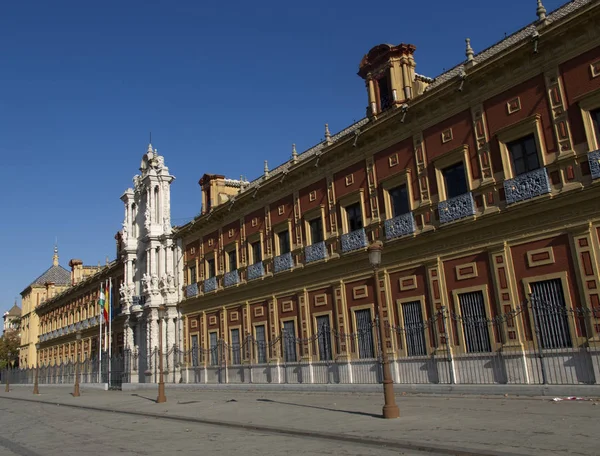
<box><xmin>186</xmin><ymin>282</ymin><xmax>199</xmax><ymax>298</ymax></box>
<box><xmin>504</xmin><ymin>167</ymin><xmax>551</xmax><ymax>205</ymax></box>
<box><xmin>204</xmin><ymin>276</ymin><xmax>217</xmax><ymax>293</ymax></box>
<box><xmin>438</xmin><ymin>192</ymin><xmax>476</xmax><ymax>224</ymax></box>
<box><xmin>341</xmin><ymin>228</ymin><xmax>368</xmax><ymax>253</ymax></box>
<box><xmin>385</xmin><ymin>212</ymin><xmax>416</xmax><ymax>241</ymax></box>
<box><xmin>305</xmin><ymin>241</ymin><xmax>327</xmax><ymax>263</ymax></box>
<box><xmin>588</xmin><ymin>149</ymin><xmax>600</xmax><ymax>180</ymax></box>
<box><xmin>224</xmin><ymin>270</ymin><xmax>240</xmax><ymax>287</ymax></box>
<box><xmin>247</xmin><ymin>261</ymin><xmax>265</xmax><ymax>281</ymax></box>
<box><xmin>274</xmin><ymin>252</ymin><xmax>294</xmax><ymax>273</ymax></box>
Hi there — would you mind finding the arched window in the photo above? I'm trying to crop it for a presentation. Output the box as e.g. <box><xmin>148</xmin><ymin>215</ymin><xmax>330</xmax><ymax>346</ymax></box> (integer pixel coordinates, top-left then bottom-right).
<box><xmin>131</xmin><ymin>203</ymin><xmax>137</xmax><ymax>237</ymax></box>
<box><xmin>154</xmin><ymin>186</ymin><xmax>160</xmax><ymax>223</ymax></box>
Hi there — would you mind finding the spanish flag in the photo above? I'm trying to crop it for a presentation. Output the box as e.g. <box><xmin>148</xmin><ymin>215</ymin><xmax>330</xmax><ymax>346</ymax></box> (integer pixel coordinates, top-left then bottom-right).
<box><xmin>103</xmin><ymin>281</ymin><xmax>110</xmax><ymax>322</ymax></box>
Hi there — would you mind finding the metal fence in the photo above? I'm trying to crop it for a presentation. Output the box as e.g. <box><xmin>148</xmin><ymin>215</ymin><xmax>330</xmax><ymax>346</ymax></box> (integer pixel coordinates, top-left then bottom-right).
<box><xmin>4</xmin><ymin>302</ymin><xmax>599</xmax><ymax>387</ymax></box>
<box><xmin>0</xmin><ymin>352</ymin><xmax>130</xmax><ymax>390</ymax></box>
<box><xmin>173</xmin><ymin>301</ymin><xmax>600</xmax><ymax>386</ymax></box>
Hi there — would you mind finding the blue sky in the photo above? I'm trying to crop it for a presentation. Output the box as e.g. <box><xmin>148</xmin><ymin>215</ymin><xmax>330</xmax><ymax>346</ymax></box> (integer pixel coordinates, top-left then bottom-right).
<box><xmin>0</xmin><ymin>0</ymin><xmax>566</xmax><ymax>316</ymax></box>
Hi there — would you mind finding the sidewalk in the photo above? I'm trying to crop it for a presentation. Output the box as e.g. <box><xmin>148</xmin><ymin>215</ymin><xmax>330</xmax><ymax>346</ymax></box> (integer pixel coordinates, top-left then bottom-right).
<box><xmin>1</xmin><ymin>385</ymin><xmax>598</xmax><ymax>456</ymax></box>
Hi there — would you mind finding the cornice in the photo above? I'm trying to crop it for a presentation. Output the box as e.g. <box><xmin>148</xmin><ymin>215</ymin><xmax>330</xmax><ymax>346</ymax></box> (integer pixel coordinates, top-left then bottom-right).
<box><xmin>182</xmin><ymin>183</ymin><xmax>600</xmax><ymax>313</ymax></box>
<box><xmin>176</xmin><ymin>3</ymin><xmax>600</xmax><ymax>243</ymax></box>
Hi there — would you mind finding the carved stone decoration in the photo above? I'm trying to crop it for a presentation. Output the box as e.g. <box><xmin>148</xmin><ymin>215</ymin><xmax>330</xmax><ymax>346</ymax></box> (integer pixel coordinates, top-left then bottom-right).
<box><xmin>385</xmin><ymin>212</ymin><xmax>416</xmax><ymax>240</ymax></box>
<box><xmin>326</xmin><ymin>175</ymin><xmax>337</xmax><ymax>235</ymax></box>
<box><xmin>274</xmin><ymin>252</ymin><xmax>294</xmax><ymax>273</ymax></box>
<box><xmin>305</xmin><ymin>241</ymin><xmax>328</xmax><ymax>263</ymax></box>
<box><xmin>341</xmin><ymin>228</ymin><xmax>368</xmax><ymax>253</ymax></box>
<box><xmin>293</xmin><ymin>191</ymin><xmax>302</xmax><ymax>247</ymax></box>
<box><xmin>264</xmin><ymin>206</ymin><xmax>272</xmax><ymax>257</ymax></box>
<box><xmin>471</xmin><ymin>105</ymin><xmax>494</xmax><ymax>182</ymax></box>
<box><xmin>544</xmin><ymin>68</ymin><xmax>574</xmax><ymax>156</ymax></box>
<box><xmin>504</xmin><ymin>168</ymin><xmax>552</xmax><ymax>205</ymax></box>
<box><xmin>588</xmin><ymin>150</ymin><xmax>600</xmax><ymax>180</ymax></box>
<box><xmin>122</xmin><ymin>223</ymin><xmax>128</xmax><ymax>242</ymax></box>
<box><xmin>144</xmin><ymin>205</ymin><xmax>151</xmax><ymax>231</ymax></box>
<box><xmin>247</xmin><ymin>262</ymin><xmax>265</xmax><ymax>281</ymax></box>
<box><xmin>366</xmin><ymin>157</ymin><xmax>379</xmax><ymax>221</ymax></box>
<box><xmin>438</xmin><ymin>192</ymin><xmax>476</xmax><ymax>224</ymax></box>
<box><xmin>413</xmin><ymin>133</ymin><xmax>430</xmax><ymax>202</ymax></box>
<box><xmin>239</xmin><ymin>217</ymin><xmax>246</xmax><ymax>265</ymax></box>
<box><xmin>141</xmin><ymin>273</ymin><xmax>151</xmax><ymax>293</ymax></box>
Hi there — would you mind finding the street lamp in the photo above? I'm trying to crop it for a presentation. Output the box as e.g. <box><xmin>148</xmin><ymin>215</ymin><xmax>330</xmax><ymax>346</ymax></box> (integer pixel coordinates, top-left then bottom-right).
<box><xmin>367</xmin><ymin>240</ymin><xmax>400</xmax><ymax>419</ymax></box>
<box><xmin>156</xmin><ymin>304</ymin><xmax>167</xmax><ymax>403</ymax></box>
<box><xmin>33</xmin><ymin>342</ymin><xmax>40</xmax><ymax>395</ymax></box>
<box><xmin>5</xmin><ymin>350</ymin><xmax>12</xmax><ymax>392</ymax></box>
<box><xmin>73</xmin><ymin>331</ymin><xmax>82</xmax><ymax>397</ymax></box>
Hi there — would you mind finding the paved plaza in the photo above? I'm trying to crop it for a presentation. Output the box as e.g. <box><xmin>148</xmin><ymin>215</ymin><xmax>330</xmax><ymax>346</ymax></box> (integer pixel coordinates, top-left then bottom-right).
<box><xmin>0</xmin><ymin>386</ymin><xmax>598</xmax><ymax>455</ymax></box>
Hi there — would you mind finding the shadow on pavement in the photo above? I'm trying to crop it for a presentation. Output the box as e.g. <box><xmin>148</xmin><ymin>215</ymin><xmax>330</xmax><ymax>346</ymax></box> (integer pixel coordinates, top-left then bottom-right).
<box><xmin>256</xmin><ymin>398</ymin><xmax>381</xmax><ymax>419</ymax></box>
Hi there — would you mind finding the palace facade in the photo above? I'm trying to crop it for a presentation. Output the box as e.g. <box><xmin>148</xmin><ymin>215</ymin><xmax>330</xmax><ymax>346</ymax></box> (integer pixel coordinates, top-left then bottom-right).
<box><xmin>175</xmin><ymin>0</ymin><xmax>600</xmax><ymax>385</ymax></box>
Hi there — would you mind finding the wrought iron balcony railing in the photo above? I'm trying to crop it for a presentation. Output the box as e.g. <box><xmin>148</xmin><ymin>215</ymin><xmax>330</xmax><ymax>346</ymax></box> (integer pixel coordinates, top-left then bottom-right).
<box><xmin>504</xmin><ymin>167</ymin><xmax>551</xmax><ymax>205</ymax></box>
<box><xmin>186</xmin><ymin>282</ymin><xmax>199</xmax><ymax>298</ymax></box>
<box><xmin>247</xmin><ymin>261</ymin><xmax>265</xmax><ymax>281</ymax></box>
<box><xmin>204</xmin><ymin>276</ymin><xmax>217</xmax><ymax>293</ymax></box>
<box><xmin>438</xmin><ymin>192</ymin><xmax>476</xmax><ymax>224</ymax></box>
<box><xmin>223</xmin><ymin>270</ymin><xmax>240</xmax><ymax>287</ymax></box>
<box><xmin>305</xmin><ymin>241</ymin><xmax>327</xmax><ymax>263</ymax></box>
<box><xmin>274</xmin><ymin>252</ymin><xmax>294</xmax><ymax>273</ymax></box>
<box><xmin>385</xmin><ymin>212</ymin><xmax>416</xmax><ymax>240</ymax></box>
<box><xmin>341</xmin><ymin>228</ymin><xmax>368</xmax><ymax>253</ymax></box>
<box><xmin>588</xmin><ymin>149</ymin><xmax>600</xmax><ymax>180</ymax></box>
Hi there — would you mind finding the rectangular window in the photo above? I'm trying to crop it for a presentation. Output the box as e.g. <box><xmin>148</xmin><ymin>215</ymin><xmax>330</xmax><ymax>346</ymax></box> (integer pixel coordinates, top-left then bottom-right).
<box><xmin>443</xmin><ymin>162</ymin><xmax>468</xmax><ymax>199</ymax></box>
<box><xmin>355</xmin><ymin>309</ymin><xmax>375</xmax><ymax>359</ymax></box>
<box><xmin>458</xmin><ymin>291</ymin><xmax>492</xmax><ymax>353</ymax></box>
<box><xmin>389</xmin><ymin>184</ymin><xmax>410</xmax><ymax>217</ymax></box>
<box><xmin>255</xmin><ymin>325</ymin><xmax>267</xmax><ymax>364</ymax></box>
<box><xmin>230</xmin><ymin>328</ymin><xmax>241</xmax><ymax>365</ymax></box>
<box><xmin>530</xmin><ymin>278</ymin><xmax>571</xmax><ymax>349</ymax></box>
<box><xmin>206</xmin><ymin>258</ymin><xmax>216</xmax><ymax>278</ymax></box>
<box><xmin>251</xmin><ymin>241</ymin><xmax>262</xmax><ymax>264</ymax></box>
<box><xmin>309</xmin><ymin>217</ymin><xmax>324</xmax><ymax>244</ymax></box>
<box><xmin>378</xmin><ymin>74</ymin><xmax>392</xmax><ymax>112</ymax></box>
<box><xmin>209</xmin><ymin>332</ymin><xmax>219</xmax><ymax>366</ymax></box>
<box><xmin>282</xmin><ymin>320</ymin><xmax>297</xmax><ymax>363</ymax></box>
<box><xmin>278</xmin><ymin>230</ymin><xmax>290</xmax><ymax>255</ymax></box>
<box><xmin>507</xmin><ymin>134</ymin><xmax>540</xmax><ymax>176</ymax></box>
<box><xmin>316</xmin><ymin>315</ymin><xmax>332</xmax><ymax>361</ymax></box>
<box><xmin>189</xmin><ymin>265</ymin><xmax>197</xmax><ymax>284</ymax></box>
<box><xmin>592</xmin><ymin>108</ymin><xmax>600</xmax><ymax>144</ymax></box>
<box><xmin>402</xmin><ymin>301</ymin><xmax>427</xmax><ymax>357</ymax></box>
<box><xmin>228</xmin><ymin>249</ymin><xmax>237</xmax><ymax>272</ymax></box>
<box><xmin>191</xmin><ymin>335</ymin><xmax>199</xmax><ymax>367</ymax></box>
<box><xmin>346</xmin><ymin>202</ymin><xmax>363</xmax><ymax>232</ymax></box>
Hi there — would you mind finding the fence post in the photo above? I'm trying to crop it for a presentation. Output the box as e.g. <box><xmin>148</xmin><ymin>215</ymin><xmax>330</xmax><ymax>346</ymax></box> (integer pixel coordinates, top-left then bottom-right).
<box><xmin>530</xmin><ymin>295</ymin><xmax>548</xmax><ymax>385</ymax></box>
<box><xmin>440</xmin><ymin>306</ymin><xmax>456</xmax><ymax>384</ymax></box>
<box><xmin>247</xmin><ymin>333</ymin><xmax>253</xmax><ymax>384</ymax></box>
<box><xmin>281</xmin><ymin>327</ymin><xmax>288</xmax><ymax>384</ymax></box>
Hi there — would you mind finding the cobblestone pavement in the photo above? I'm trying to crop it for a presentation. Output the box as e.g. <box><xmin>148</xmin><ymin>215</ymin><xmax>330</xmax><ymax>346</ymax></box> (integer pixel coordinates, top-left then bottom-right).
<box><xmin>0</xmin><ymin>398</ymin><xmax>430</xmax><ymax>456</ymax></box>
<box><xmin>1</xmin><ymin>385</ymin><xmax>599</xmax><ymax>455</ymax></box>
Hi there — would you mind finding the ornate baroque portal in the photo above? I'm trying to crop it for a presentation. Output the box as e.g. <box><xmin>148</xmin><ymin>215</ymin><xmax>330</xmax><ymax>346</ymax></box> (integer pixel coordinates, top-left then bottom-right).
<box><xmin>119</xmin><ymin>144</ymin><xmax>182</xmax><ymax>382</ymax></box>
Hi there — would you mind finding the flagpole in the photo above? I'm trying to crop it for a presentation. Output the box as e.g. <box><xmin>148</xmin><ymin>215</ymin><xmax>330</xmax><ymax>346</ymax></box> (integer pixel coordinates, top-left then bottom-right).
<box><xmin>99</xmin><ymin>282</ymin><xmax>103</xmax><ymax>382</ymax></box>
<box><xmin>108</xmin><ymin>277</ymin><xmax>112</xmax><ymax>387</ymax></box>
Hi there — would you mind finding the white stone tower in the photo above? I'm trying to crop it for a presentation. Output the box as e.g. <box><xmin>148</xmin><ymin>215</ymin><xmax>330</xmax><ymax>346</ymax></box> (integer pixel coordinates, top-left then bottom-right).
<box><xmin>119</xmin><ymin>143</ymin><xmax>182</xmax><ymax>382</ymax></box>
